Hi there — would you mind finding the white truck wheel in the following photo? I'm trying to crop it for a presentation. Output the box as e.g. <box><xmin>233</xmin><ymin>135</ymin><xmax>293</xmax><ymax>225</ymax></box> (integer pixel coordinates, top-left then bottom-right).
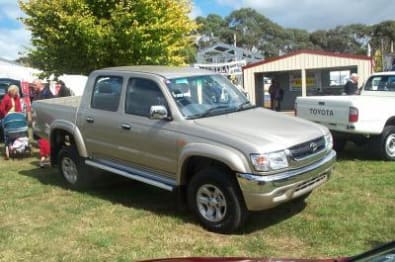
<box><xmin>379</xmin><ymin>126</ymin><xmax>395</xmax><ymax>161</ymax></box>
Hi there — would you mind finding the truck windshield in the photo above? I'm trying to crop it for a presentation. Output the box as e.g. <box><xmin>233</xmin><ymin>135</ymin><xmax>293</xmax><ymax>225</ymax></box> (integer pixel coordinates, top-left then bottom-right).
<box><xmin>166</xmin><ymin>74</ymin><xmax>252</xmax><ymax>119</ymax></box>
<box><xmin>364</xmin><ymin>75</ymin><xmax>395</xmax><ymax>92</ymax></box>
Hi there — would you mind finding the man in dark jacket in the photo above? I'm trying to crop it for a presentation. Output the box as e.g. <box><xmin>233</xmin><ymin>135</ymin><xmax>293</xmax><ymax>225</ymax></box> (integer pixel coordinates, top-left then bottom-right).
<box><xmin>343</xmin><ymin>73</ymin><xmax>359</xmax><ymax>95</ymax></box>
<box><xmin>30</xmin><ymin>79</ymin><xmax>54</xmax><ymax>101</ymax></box>
<box><xmin>268</xmin><ymin>79</ymin><xmax>284</xmax><ymax>111</ymax></box>
<box><xmin>57</xmin><ymin>80</ymin><xmax>72</xmax><ymax>97</ymax></box>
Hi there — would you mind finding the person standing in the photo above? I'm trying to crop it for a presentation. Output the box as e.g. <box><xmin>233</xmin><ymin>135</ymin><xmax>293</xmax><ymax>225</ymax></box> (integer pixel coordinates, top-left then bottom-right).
<box><xmin>30</xmin><ymin>79</ymin><xmax>53</xmax><ymax>167</ymax></box>
<box><xmin>268</xmin><ymin>79</ymin><xmax>284</xmax><ymax>111</ymax></box>
<box><xmin>57</xmin><ymin>80</ymin><xmax>72</xmax><ymax>97</ymax></box>
<box><xmin>0</xmin><ymin>85</ymin><xmax>22</xmax><ymax>119</ymax></box>
<box><xmin>30</xmin><ymin>79</ymin><xmax>54</xmax><ymax>101</ymax></box>
<box><xmin>343</xmin><ymin>73</ymin><xmax>359</xmax><ymax>95</ymax></box>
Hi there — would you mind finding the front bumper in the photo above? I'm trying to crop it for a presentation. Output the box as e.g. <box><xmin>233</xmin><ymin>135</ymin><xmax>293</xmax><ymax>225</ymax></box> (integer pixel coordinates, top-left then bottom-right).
<box><xmin>237</xmin><ymin>150</ymin><xmax>336</xmax><ymax>211</ymax></box>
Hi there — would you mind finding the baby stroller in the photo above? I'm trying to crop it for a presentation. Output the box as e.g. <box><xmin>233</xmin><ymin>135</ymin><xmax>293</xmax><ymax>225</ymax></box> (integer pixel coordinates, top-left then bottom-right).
<box><xmin>2</xmin><ymin>112</ymin><xmax>31</xmax><ymax>159</ymax></box>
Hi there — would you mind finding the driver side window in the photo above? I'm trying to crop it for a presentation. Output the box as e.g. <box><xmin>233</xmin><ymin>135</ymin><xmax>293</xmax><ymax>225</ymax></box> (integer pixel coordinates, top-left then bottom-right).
<box><xmin>125</xmin><ymin>78</ymin><xmax>167</xmax><ymax>117</ymax></box>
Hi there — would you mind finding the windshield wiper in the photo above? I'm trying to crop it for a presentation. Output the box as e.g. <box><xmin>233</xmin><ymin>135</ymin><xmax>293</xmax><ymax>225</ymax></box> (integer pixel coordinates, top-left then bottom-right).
<box><xmin>201</xmin><ymin>105</ymin><xmax>231</xmax><ymax>117</ymax></box>
<box><xmin>235</xmin><ymin>101</ymin><xmax>254</xmax><ymax>111</ymax></box>
<box><xmin>186</xmin><ymin>104</ymin><xmax>251</xmax><ymax>119</ymax></box>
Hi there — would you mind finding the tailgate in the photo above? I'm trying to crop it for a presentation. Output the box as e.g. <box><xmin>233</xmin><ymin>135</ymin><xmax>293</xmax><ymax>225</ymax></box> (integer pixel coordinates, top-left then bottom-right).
<box><xmin>296</xmin><ymin>96</ymin><xmax>351</xmax><ymax>125</ymax></box>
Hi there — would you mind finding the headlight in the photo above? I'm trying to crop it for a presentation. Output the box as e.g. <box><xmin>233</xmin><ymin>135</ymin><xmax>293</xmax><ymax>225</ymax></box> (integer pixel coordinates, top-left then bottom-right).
<box><xmin>325</xmin><ymin>133</ymin><xmax>333</xmax><ymax>150</ymax></box>
<box><xmin>250</xmin><ymin>151</ymin><xmax>288</xmax><ymax>172</ymax></box>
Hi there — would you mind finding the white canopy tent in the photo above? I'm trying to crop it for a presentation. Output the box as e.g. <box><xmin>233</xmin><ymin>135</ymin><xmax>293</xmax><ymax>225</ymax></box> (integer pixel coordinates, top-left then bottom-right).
<box><xmin>0</xmin><ymin>57</ymin><xmax>88</xmax><ymax>96</ymax></box>
<box><xmin>57</xmin><ymin>74</ymin><xmax>88</xmax><ymax>96</ymax></box>
<box><xmin>0</xmin><ymin>58</ymin><xmax>41</xmax><ymax>82</ymax></box>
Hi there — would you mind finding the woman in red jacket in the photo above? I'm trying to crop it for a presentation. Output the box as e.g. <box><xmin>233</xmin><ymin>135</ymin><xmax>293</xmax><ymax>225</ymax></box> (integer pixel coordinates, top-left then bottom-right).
<box><xmin>0</xmin><ymin>85</ymin><xmax>22</xmax><ymax>119</ymax></box>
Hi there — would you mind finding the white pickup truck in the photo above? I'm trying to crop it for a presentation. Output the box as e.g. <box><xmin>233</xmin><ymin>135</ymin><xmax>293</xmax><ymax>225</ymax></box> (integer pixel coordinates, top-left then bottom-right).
<box><xmin>295</xmin><ymin>71</ymin><xmax>395</xmax><ymax>160</ymax></box>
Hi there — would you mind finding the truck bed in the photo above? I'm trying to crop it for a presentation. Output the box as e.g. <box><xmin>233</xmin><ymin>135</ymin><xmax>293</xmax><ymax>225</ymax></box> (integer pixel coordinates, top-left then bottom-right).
<box><xmin>32</xmin><ymin>96</ymin><xmax>81</xmax><ymax>139</ymax></box>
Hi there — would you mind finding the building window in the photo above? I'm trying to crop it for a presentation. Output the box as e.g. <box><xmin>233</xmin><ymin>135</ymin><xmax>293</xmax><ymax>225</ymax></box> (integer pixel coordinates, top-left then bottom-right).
<box><xmin>330</xmin><ymin>70</ymin><xmax>350</xmax><ymax>86</ymax></box>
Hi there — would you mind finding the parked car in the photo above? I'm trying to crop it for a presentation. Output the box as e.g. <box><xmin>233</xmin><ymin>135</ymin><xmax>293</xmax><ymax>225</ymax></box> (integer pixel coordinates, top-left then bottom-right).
<box><xmin>0</xmin><ymin>78</ymin><xmax>22</xmax><ymax>101</ymax></box>
<box><xmin>295</xmin><ymin>72</ymin><xmax>395</xmax><ymax>160</ymax></box>
<box><xmin>32</xmin><ymin>66</ymin><xmax>336</xmax><ymax>233</ymax></box>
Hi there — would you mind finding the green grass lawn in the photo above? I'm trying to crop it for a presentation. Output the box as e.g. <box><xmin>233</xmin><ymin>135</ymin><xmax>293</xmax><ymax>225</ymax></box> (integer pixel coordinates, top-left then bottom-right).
<box><xmin>0</xmin><ymin>145</ymin><xmax>394</xmax><ymax>261</ymax></box>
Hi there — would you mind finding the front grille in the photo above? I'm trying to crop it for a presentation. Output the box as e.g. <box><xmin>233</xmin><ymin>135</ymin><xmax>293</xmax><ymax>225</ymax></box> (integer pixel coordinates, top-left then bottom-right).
<box><xmin>289</xmin><ymin>136</ymin><xmax>326</xmax><ymax>159</ymax></box>
<box><xmin>295</xmin><ymin>174</ymin><xmax>327</xmax><ymax>192</ymax></box>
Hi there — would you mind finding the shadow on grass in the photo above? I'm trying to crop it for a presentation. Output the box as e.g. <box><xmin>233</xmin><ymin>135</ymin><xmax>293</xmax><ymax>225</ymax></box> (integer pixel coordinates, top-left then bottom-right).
<box><xmin>18</xmin><ymin>163</ymin><xmax>308</xmax><ymax>234</ymax></box>
<box><xmin>242</xmin><ymin>198</ymin><xmax>307</xmax><ymax>234</ymax></box>
<box><xmin>18</xmin><ymin>163</ymin><xmax>183</xmax><ymax>215</ymax></box>
<box><xmin>335</xmin><ymin>142</ymin><xmax>381</xmax><ymax>162</ymax></box>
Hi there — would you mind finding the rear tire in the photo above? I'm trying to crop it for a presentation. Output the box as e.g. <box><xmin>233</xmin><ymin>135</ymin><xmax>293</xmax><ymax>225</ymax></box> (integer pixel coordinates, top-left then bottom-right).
<box><xmin>57</xmin><ymin>146</ymin><xmax>91</xmax><ymax>189</ymax></box>
<box><xmin>187</xmin><ymin>167</ymin><xmax>247</xmax><ymax>234</ymax></box>
<box><xmin>377</xmin><ymin>125</ymin><xmax>395</xmax><ymax>161</ymax></box>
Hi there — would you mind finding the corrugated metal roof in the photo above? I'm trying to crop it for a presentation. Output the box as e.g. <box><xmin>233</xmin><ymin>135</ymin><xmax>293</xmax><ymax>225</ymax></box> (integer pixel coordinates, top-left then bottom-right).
<box><xmin>243</xmin><ymin>50</ymin><xmax>372</xmax><ymax>70</ymax></box>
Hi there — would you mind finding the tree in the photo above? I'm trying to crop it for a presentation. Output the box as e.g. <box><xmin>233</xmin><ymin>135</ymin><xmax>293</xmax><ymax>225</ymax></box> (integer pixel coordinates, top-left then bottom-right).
<box><xmin>195</xmin><ymin>14</ymin><xmax>228</xmax><ymax>49</ymax></box>
<box><xmin>283</xmin><ymin>28</ymin><xmax>315</xmax><ymax>52</ymax></box>
<box><xmin>196</xmin><ymin>14</ymin><xmax>227</xmax><ymax>37</ymax></box>
<box><xmin>19</xmin><ymin>0</ymin><xmax>197</xmax><ymax>76</ymax></box>
<box><xmin>309</xmin><ymin>25</ymin><xmax>371</xmax><ymax>55</ymax></box>
<box><xmin>370</xmin><ymin>21</ymin><xmax>395</xmax><ymax>53</ymax></box>
<box><xmin>195</xmin><ymin>9</ymin><xmax>388</xmax><ymax>58</ymax></box>
<box><xmin>222</xmin><ymin>8</ymin><xmax>292</xmax><ymax>57</ymax></box>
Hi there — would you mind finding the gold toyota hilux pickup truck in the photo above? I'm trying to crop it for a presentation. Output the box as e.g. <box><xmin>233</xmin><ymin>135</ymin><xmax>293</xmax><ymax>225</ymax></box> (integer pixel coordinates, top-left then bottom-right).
<box><xmin>32</xmin><ymin>66</ymin><xmax>336</xmax><ymax>233</ymax></box>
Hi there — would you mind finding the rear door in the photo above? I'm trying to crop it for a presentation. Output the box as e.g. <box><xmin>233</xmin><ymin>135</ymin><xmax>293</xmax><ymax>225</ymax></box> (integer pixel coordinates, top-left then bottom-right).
<box><xmin>80</xmin><ymin>75</ymin><xmax>124</xmax><ymax>161</ymax></box>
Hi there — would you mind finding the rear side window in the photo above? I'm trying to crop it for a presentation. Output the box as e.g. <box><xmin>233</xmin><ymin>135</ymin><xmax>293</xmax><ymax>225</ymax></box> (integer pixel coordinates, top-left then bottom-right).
<box><xmin>125</xmin><ymin>78</ymin><xmax>166</xmax><ymax>117</ymax></box>
<box><xmin>364</xmin><ymin>75</ymin><xmax>395</xmax><ymax>92</ymax></box>
<box><xmin>91</xmin><ymin>76</ymin><xmax>123</xmax><ymax>111</ymax></box>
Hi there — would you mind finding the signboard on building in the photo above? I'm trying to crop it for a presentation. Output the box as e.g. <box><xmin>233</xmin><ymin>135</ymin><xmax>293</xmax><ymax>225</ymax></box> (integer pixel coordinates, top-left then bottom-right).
<box><xmin>289</xmin><ymin>72</ymin><xmax>321</xmax><ymax>91</ymax></box>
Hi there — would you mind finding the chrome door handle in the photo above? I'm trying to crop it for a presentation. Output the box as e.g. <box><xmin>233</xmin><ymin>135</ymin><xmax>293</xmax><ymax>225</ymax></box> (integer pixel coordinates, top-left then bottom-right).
<box><xmin>86</xmin><ymin>117</ymin><xmax>94</xmax><ymax>123</ymax></box>
<box><xmin>121</xmin><ymin>124</ymin><xmax>131</xmax><ymax>130</ymax></box>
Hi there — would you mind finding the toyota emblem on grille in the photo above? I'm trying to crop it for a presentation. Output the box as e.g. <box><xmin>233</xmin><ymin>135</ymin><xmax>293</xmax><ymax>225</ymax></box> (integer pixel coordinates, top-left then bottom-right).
<box><xmin>310</xmin><ymin>142</ymin><xmax>318</xmax><ymax>153</ymax></box>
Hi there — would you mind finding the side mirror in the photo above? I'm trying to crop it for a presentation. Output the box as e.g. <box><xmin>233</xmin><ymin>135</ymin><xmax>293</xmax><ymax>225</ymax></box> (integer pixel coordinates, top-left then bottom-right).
<box><xmin>149</xmin><ymin>105</ymin><xmax>168</xmax><ymax>120</ymax></box>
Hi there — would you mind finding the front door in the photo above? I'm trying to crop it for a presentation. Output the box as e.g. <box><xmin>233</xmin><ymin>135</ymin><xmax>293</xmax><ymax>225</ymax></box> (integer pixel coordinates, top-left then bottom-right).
<box><xmin>119</xmin><ymin>77</ymin><xmax>178</xmax><ymax>177</ymax></box>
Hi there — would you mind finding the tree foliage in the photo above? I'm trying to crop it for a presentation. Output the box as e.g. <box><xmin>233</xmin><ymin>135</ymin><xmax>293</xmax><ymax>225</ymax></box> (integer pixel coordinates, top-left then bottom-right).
<box><xmin>19</xmin><ymin>0</ymin><xmax>197</xmax><ymax>76</ymax></box>
<box><xmin>196</xmin><ymin>9</ymin><xmax>395</xmax><ymax>59</ymax></box>
<box><xmin>370</xmin><ymin>20</ymin><xmax>395</xmax><ymax>52</ymax></box>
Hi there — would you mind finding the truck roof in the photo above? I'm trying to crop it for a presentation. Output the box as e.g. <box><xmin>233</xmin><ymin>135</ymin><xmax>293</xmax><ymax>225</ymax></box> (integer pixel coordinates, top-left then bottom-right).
<box><xmin>99</xmin><ymin>66</ymin><xmax>214</xmax><ymax>79</ymax></box>
<box><xmin>371</xmin><ymin>71</ymin><xmax>395</xmax><ymax>76</ymax></box>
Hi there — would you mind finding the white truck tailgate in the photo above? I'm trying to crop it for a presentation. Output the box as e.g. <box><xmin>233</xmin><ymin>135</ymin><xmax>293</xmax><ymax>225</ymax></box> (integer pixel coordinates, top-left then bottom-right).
<box><xmin>296</xmin><ymin>96</ymin><xmax>352</xmax><ymax>125</ymax></box>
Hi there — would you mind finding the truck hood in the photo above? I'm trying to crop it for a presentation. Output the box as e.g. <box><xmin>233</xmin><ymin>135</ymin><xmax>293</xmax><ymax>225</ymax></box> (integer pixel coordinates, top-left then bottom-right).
<box><xmin>193</xmin><ymin>108</ymin><xmax>327</xmax><ymax>152</ymax></box>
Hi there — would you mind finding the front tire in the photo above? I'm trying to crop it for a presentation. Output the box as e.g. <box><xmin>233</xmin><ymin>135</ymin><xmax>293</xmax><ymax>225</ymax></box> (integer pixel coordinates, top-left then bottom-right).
<box><xmin>187</xmin><ymin>168</ymin><xmax>247</xmax><ymax>234</ymax></box>
<box><xmin>378</xmin><ymin>125</ymin><xmax>395</xmax><ymax>161</ymax></box>
<box><xmin>58</xmin><ymin>146</ymin><xmax>90</xmax><ymax>189</ymax></box>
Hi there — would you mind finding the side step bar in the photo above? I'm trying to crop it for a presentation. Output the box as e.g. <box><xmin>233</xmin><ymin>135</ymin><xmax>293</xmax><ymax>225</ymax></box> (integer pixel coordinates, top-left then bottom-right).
<box><xmin>85</xmin><ymin>160</ymin><xmax>175</xmax><ymax>192</ymax></box>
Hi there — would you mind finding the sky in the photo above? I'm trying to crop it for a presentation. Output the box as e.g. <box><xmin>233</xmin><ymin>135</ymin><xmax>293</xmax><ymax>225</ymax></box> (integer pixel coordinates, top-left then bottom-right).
<box><xmin>0</xmin><ymin>0</ymin><xmax>394</xmax><ymax>61</ymax></box>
